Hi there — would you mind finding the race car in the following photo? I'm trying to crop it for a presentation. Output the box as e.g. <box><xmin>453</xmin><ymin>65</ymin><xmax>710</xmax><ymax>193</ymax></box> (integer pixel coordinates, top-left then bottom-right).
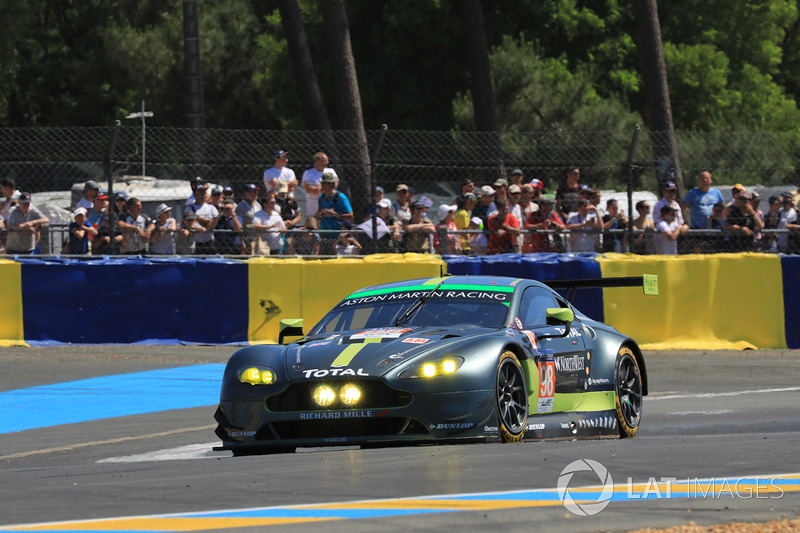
<box><xmin>214</xmin><ymin>275</ymin><xmax>653</xmax><ymax>455</ymax></box>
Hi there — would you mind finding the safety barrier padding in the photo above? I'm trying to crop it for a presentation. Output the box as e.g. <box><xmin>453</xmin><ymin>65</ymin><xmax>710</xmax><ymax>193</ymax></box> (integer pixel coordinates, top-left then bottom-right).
<box><xmin>781</xmin><ymin>255</ymin><xmax>800</xmax><ymax>349</ymax></box>
<box><xmin>0</xmin><ymin>259</ymin><xmax>24</xmax><ymax>346</ymax></box>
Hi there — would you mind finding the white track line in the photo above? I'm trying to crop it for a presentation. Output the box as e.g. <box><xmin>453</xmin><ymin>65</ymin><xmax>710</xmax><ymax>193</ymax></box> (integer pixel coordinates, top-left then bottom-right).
<box><xmin>646</xmin><ymin>386</ymin><xmax>800</xmax><ymax>401</ymax></box>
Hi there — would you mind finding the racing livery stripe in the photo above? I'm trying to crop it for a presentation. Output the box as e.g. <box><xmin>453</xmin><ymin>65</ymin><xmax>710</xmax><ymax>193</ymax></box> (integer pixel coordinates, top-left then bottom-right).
<box><xmin>346</xmin><ymin>284</ymin><xmax>514</xmax><ymax>299</ymax></box>
<box><xmin>4</xmin><ymin>474</ymin><xmax>799</xmax><ymax>531</ymax></box>
<box><xmin>330</xmin><ymin>338</ymin><xmax>382</xmax><ymax>367</ymax></box>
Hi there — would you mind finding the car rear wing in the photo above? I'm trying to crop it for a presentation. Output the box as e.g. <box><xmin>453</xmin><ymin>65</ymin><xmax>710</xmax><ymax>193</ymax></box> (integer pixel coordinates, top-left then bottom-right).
<box><xmin>543</xmin><ymin>274</ymin><xmax>658</xmax><ymax>302</ymax></box>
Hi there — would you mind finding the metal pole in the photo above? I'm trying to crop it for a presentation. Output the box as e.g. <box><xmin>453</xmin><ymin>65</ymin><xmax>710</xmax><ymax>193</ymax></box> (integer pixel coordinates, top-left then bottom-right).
<box><xmin>626</xmin><ymin>124</ymin><xmax>641</xmax><ymax>249</ymax></box>
<box><xmin>369</xmin><ymin>124</ymin><xmax>389</xmax><ymax>254</ymax></box>
<box><xmin>106</xmin><ymin>121</ymin><xmax>121</xmax><ymax>255</ymax></box>
<box><xmin>141</xmin><ymin>100</ymin><xmax>146</xmax><ymax>177</ymax></box>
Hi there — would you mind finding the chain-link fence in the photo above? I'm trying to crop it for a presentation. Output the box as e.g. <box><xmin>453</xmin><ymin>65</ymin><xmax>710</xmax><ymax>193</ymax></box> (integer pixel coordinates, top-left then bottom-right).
<box><xmin>0</xmin><ymin>126</ymin><xmax>799</xmax><ymax>256</ymax></box>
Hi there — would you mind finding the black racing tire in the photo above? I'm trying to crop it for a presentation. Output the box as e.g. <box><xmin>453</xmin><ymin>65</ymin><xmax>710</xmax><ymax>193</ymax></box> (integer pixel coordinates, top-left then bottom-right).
<box><xmin>496</xmin><ymin>351</ymin><xmax>528</xmax><ymax>443</ymax></box>
<box><xmin>615</xmin><ymin>346</ymin><xmax>643</xmax><ymax>438</ymax></box>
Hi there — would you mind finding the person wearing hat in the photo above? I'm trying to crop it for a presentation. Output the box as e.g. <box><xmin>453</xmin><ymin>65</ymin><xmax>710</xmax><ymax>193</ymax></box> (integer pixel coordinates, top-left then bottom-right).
<box><xmin>222</xmin><ymin>186</ymin><xmax>235</xmax><ymax>199</ymax></box>
<box><xmin>391</xmin><ymin>183</ymin><xmax>412</xmax><ymax>222</ymax></box>
<box><xmin>703</xmin><ymin>201</ymin><xmax>728</xmax><ymax>253</ymax></box>
<box><xmin>149</xmin><ymin>204</ymin><xmax>177</xmax><ymax>255</ymax></box>
<box><xmin>87</xmin><ymin>193</ymin><xmax>109</xmax><ymax>229</ymax></box>
<box><xmin>317</xmin><ymin>172</ymin><xmax>353</xmax><ymax>254</ymax></box>
<box><xmin>177</xmin><ymin>208</ymin><xmax>203</xmax><ymax>255</ymax></box>
<box><xmin>264</xmin><ymin>149</ymin><xmax>297</xmax><ymax>197</ymax></box>
<box><xmin>301</xmin><ymin>152</ymin><xmax>337</xmax><ymax>217</ymax></box>
<box><xmin>0</xmin><ymin>177</ymin><xmax>21</xmax><ymax>219</ymax></box>
<box><xmin>76</xmin><ymin>180</ymin><xmax>100</xmax><ymax>211</ymax></box>
<box><xmin>434</xmin><ymin>204</ymin><xmax>459</xmax><ymax>254</ymax></box>
<box><xmin>186</xmin><ymin>177</ymin><xmax>210</xmax><ymax>206</ymax></box>
<box><xmin>556</xmin><ymin>166</ymin><xmax>581</xmax><ymax>220</ymax></box>
<box><xmin>66</xmin><ymin>207</ymin><xmax>97</xmax><ymax>255</ymax></box>
<box><xmin>777</xmin><ymin>191</ymin><xmax>800</xmax><ymax>253</ymax></box>
<box><xmin>209</xmin><ymin>186</ymin><xmax>225</xmax><ymax>210</ymax></box>
<box><xmin>653</xmin><ymin>181</ymin><xmax>685</xmax><ymax>227</ymax></box>
<box><xmin>468</xmin><ymin>216</ymin><xmax>488</xmax><ymax>255</ymax></box>
<box><xmin>507</xmin><ymin>184</ymin><xmax>523</xmax><ymax>225</ymax></box>
<box><xmin>185</xmin><ymin>183</ymin><xmax>219</xmax><ymax>254</ymax></box>
<box><xmin>472</xmin><ymin>185</ymin><xmax>497</xmax><ymax>229</ymax></box>
<box><xmin>509</xmin><ymin>168</ymin><xmax>524</xmax><ymax>186</ymax></box>
<box><xmin>113</xmin><ymin>191</ymin><xmax>129</xmax><ymax>216</ymax></box>
<box><xmin>749</xmin><ymin>191</ymin><xmax>765</xmax><ymax>251</ymax></box>
<box><xmin>493</xmin><ymin>178</ymin><xmax>509</xmax><ymax>201</ymax></box>
<box><xmin>275</xmin><ymin>181</ymin><xmax>302</xmax><ymax>230</ymax></box>
<box><xmin>402</xmin><ymin>200</ymin><xmax>435</xmax><ymax>253</ymax></box>
<box><xmin>681</xmin><ymin>171</ymin><xmax>724</xmax><ymax>229</ymax></box>
<box><xmin>5</xmin><ymin>192</ymin><xmax>49</xmax><ymax>255</ymax></box>
<box><xmin>252</xmin><ymin>193</ymin><xmax>285</xmax><ymax>255</ymax></box>
<box><xmin>208</xmin><ymin>198</ymin><xmax>243</xmax><ymax>255</ymax></box>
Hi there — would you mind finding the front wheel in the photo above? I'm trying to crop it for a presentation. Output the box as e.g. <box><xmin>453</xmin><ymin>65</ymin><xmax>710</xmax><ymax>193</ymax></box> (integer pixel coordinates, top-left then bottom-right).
<box><xmin>615</xmin><ymin>346</ymin><xmax>643</xmax><ymax>438</ymax></box>
<box><xmin>496</xmin><ymin>351</ymin><xmax>528</xmax><ymax>443</ymax></box>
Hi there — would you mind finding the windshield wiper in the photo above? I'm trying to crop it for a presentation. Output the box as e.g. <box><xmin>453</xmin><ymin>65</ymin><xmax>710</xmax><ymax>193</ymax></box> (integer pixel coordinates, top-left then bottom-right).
<box><xmin>394</xmin><ymin>280</ymin><xmax>445</xmax><ymax>326</ymax></box>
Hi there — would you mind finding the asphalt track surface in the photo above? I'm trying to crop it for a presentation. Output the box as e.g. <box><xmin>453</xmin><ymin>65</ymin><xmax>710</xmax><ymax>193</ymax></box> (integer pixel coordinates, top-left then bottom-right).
<box><xmin>1</xmin><ymin>345</ymin><xmax>799</xmax><ymax>533</ymax></box>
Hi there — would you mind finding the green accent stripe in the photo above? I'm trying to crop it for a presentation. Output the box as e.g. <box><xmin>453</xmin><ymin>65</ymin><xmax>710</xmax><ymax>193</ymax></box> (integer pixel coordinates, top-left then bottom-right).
<box><xmin>330</xmin><ymin>338</ymin><xmax>382</xmax><ymax>367</ymax></box>
<box><xmin>346</xmin><ymin>284</ymin><xmax>514</xmax><ymax>299</ymax></box>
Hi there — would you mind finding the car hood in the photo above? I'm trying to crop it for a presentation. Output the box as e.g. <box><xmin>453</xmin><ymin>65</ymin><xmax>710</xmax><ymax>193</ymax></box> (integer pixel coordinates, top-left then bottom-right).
<box><xmin>286</xmin><ymin>326</ymin><xmax>492</xmax><ymax>379</ymax></box>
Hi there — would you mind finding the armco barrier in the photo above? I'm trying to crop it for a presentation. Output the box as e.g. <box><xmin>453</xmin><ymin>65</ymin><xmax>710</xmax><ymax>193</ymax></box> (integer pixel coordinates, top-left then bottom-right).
<box><xmin>0</xmin><ymin>253</ymin><xmax>796</xmax><ymax>349</ymax></box>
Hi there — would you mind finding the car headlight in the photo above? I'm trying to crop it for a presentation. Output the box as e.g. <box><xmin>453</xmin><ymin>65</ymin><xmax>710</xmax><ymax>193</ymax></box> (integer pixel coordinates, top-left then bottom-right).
<box><xmin>399</xmin><ymin>356</ymin><xmax>464</xmax><ymax>379</ymax></box>
<box><xmin>238</xmin><ymin>366</ymin><xmax>277</xmax><ymax>386</ymax></box>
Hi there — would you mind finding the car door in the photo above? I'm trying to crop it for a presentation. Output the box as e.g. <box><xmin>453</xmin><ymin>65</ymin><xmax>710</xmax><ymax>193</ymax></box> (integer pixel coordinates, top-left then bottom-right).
<box><xmin>516</xmin><ymin>286</ymin><xmax>587</xmax><ymax>413</ymax></box>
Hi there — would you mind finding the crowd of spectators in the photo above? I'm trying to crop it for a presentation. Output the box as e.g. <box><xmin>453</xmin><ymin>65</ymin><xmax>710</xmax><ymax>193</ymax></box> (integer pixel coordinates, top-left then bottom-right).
<box><xmin>2</xmin><ymin>155</ymin><xmax>800</xmax><ymax>257</ymax></box>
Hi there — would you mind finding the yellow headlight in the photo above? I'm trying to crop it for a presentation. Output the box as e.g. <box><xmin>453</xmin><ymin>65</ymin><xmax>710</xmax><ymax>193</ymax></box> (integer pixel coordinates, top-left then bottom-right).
<box><xmin>442</xmin><ymin>359</ymin><xmax>457</xmax><ymax>374</ymax></box>
<box><xmin>339</xmin><ymin>384</ymin><xmax>362</xmax><ymax>405</ymax></box>
<box><xmin>313</xmin><ymin>385</ymin><xmax>336</xmax><ymax>407</ymax></box>
<box><xmin>422</xmin><ymin>363</ymin><xmax>437</xmax><ymax>377</ymax></box>
<box><xmin>260</xmin><ymin>370</ymin><xmax>274</xmax><ymax>384</ymax></box>
<box><xmin>240</xmin><ymin>367</ymin><xmax>261</xmax><ymax>385</ymax></box>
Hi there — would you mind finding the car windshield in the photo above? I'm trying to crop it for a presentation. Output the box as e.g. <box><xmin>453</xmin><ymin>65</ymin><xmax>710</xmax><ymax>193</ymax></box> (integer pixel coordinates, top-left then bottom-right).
<box><xmin>309</xmin><ymin>286</ymin><xmax>512</xmax><ymax>335</ymax></box>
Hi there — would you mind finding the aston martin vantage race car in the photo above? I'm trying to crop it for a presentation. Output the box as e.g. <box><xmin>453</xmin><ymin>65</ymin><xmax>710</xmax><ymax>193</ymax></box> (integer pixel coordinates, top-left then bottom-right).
<box><xmin>215</xmin><ymin>275</ymin><xmax>653</xmax><ymax>455</ymax></box>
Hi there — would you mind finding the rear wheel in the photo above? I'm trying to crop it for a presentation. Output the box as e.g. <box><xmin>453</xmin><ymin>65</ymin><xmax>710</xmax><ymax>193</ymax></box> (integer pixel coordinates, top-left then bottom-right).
<box><xmin>615</xmin><ymin>346</ymin><xmax>643</xmax><ymax>438</ymax></box>
<box><xmin>496</xmin><ymin>351</ymin><xmax>528</xmax><ymax>443</ymax></box>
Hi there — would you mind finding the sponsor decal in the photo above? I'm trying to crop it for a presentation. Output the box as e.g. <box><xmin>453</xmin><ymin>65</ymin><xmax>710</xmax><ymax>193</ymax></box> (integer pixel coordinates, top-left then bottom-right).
<box><xmin>560</xmin><ymin>423</ymin><xmax>571</xmax><ymax>429</ymax></box>
<box><xmin>514</xmin><ymin>316</ymin><xmax>523</xmax><ymax>330</ymax></box>
<box><xmin>401</xmin><ymin>337</ymin><xmax>430</xmax><ymax>344</ymax></box>
<box><xmin>324</xmin><ymin>437</ymin><xmax>347</xmax><ymax>443</ymax></box>
<box><xmin>537</xmin><ymin>354</ymin><xmax>555</xmax><ymax>413</ymax></box>
<box><xmin>577</xmin><ymin>416</ymin><xmax>617</xmax><ymax>429</ymax></box>
<box><xmin>521</xmin><ymin>330</ymin><xmax>538</xmax><ymax>347</ymax></box>
<box><xmin>339</xmin><ymin>290</ymin><xmax>511</xmax><ymax>308</ymax></box>
<box><xmin>555</xmin><ymin>326</ymin><xmax>583</xmax><ymax>339</ymax></box>
<box><xmin>527</xmin><ymin>423</ymin><xmax>545</xmax><ymax>431</ymax></box>
<box><xmin>301</xmin><ymin>368</ymin><xmax>369</xmax><ymax>378</ymax></box>
<box><xmin>299</xmin><ymin>410</ymin><xmax>374</xmax><ymax>420</ymax></box>
<box><xmin>429</xmin><ymin>422</ymin><xmax>474</xmax><ymax>430</ymax></box>
<box><xmin>588</xmin><ymin>377</ymin><xmax>611</xmax><ymax>385</ymax></box>
<box><xmin>350</xmin><ymin>328</ymin><xmax>412</xmax><ymax>339</ymax></box>
<box><xmin>307</xmin><ymin>341</ymin><xmax>332</xmax><ymax>348</ymax></box>
<box><xmin>228</xmin><ymin>430</ymin><xmax>256</xmax><ymax>437</ymax></box>
<box><xmin>554</xmin><ymin>354</ymin><xmax>585</xmax><ymax>373</ymax></box>
<box><xmin>483</xmin><ymin>425</ymin><xmax>499</xmax><ymax>433</ymax></box>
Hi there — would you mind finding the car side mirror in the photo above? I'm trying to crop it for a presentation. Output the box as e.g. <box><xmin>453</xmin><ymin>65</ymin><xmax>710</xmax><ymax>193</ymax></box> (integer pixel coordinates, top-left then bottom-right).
<box><xmin>278</xmin><ymin>318</ymin><xmax>304</xmax><ymax>345</ymax></box>
<box><xmin>538</xmin><ymin>308</ymin><xmax>575</xmax><ymax>340</ymax></box>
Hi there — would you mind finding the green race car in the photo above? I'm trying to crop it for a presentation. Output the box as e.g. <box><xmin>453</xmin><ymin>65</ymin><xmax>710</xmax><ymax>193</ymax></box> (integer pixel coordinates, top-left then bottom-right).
<box><xmin>214</xmin><ymin>275</ymin><xmax>650</xmax><ymax>454</ymax></box>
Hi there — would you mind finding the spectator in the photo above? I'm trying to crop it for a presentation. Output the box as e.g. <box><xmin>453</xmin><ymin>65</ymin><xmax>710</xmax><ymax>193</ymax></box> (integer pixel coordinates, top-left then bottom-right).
<box><xmin>435</xmin><ymin>204</ymin><xmax>459</xmax><ymax>254</ymax></box>
<box><xmin>185</xmin><ymin>177</ymin><xmax>210</xmax><ymax>206</ymax></box>
<box><xmin>87</xmin><ymin>193</ymin><xmax>108</xmax><ymax>228</ymax></box>
<box><xmin>682</xmin><ymin>171</ymin><xmax>724</xmax><ymax>229</ymax></box>
<box><xmin>751</xmin><ymin>192</ymin><xmax>765</xmax><ymax>252</ymax></box>
<box><xmin>454</xmin><ymin>193</ymin><xmax>476</xmax><ymax>254</ymax></box>
<box><xmin>210</xmin><ymin>187</ymin><xmax>224</xmax><ymax>210</ymax></box>
<box><xmin>402</xmin><ymin>201</ymin><xmax>435</xmax><ymax>253</ymax></box>
<box><xmin>524</xmin><ymin>197</ymin><xmax>566</xmax><ymax>253</ymax></box>
<box><xmin>222</xmin><ymin>186</ymin><xmax>235</xmax><ymax>200</ymax></box>
<box><xmin>76</xmin><ymin>181</ymin><xmax>99</xmax><ymax>210</ymax></box>
<box><xmin>301</xmin><ymin>152</ymin><xmax>336</xmax><ymax>217</ymax></box>
<box><xmin>487</xmin><ymin>198</ymin><xmax>521</xmax><ymax>254</ymax></box>
<box><xmin>252</xmin><ymin>195</ymin><xmax>285</xmax><ymax>255</ymax></box>
<box><xmin>723</xmin><ymin>190</ymin><xmax>762</xmax><ymax>252</ymax></box>
<box><xmin>391</xmin><ymin>183</ymin><xmax>412</xmax><ymax>222</ymax></box>
<box><xmin>763</xmin><ymin>195</ymin><xmax>782</xmax><ymax>253</ymax></box>
<box><xmin>92</xmin><ymin>215</ymin><xmax>114</xmax><ymax>255</ymax></box>
<box><xmin>264</xmin><ymin>149</ymin><xmax>298</xmax><ymax>197</ymax></box>
<box><xmin>654</xmin><ymin>205</ymin><xmax>688</xmax><ymax>255</ymax></box>
<box><xmin>67</xmin><ymin>207</ymin><xmax>96</xmax><ymax>255</ymax></box>
<box><xmin>777</xmin><ymin>191</ymin><xmax>800</xmax><ymax>253</ymax></box>
<box><xmin>556</xmin><ymin>166</ymin><xmax>581</xmax><ymax>220</ymax></box>
<box><xmin>630</xmin><ymin>200</ymin><xmax>654</xmax><ymax>255</ymax></box>
<box><xmin>507</xmin><ymin>184</ymin><xmax>523</xmax><ymax>223</ymax></box>
<box><xmin>602</xmin><ymin>199</ymin><xmax>628</xmax><ymax>253</ymax></box>
<box><xmin>359</xmin><ymin>197</ymin><xmax>401</xmax><ymax>253</ymax></box>
<box><xmin>493</xmin><ymin>178</ymin><xmax>509</xmax><ymax>201</ymax></box>
<box><xmin>704</xmin><ymin>201</ymin><xmax>728</xmax><ymax>253</ymax></box>
<box><xmin>176</xmin><ymin>210</ymin><xmax>203</xmax><ymax>255</ymax></box>
<box><xmin>208</xmin><ymin>198</ymin><xmax>243</xmax><ymax>255</ymax></box>
<box><xmin>335</xmin><ymin>231</ymin><xmax>362</xmax><ymax>255</ymax></box>
<box><xmin>150</xmin><ymin>203</ymin><xmax>177</xmax><ymax>255</ymax></box>
<box><xmin>653</xmin><ymin>181</ymin><xmax>686</xmax><ymax>226</ymax></box>
<box><xmin>117</xmin><ymin>198</ymin><xmax>153</xmax><ymax>255</ymax></box>
<box><xmin>5</xmin><ymin>192</ymin><xmax>49</xmax><ymax>255</ymax></box>
<box><xmin>469</xmin><ymin>216</ymin><xmax>487</xmax><ymax>255</ymax></box>
<box><xmin>567</xmin><ymin>199</ymin><xmax>602</xmax><ymax>252</ymax></box>
<box><xmin>275</xmin><ymin>181</ymin><xmax>302</xmax><ymax>230</ymax></box>
<box><xmin>185</xmin><ymin>184</ymin><xmax>219</xmax><ymax>254</ymax></box>
<box><xmin>317</xmin><ymin>173</ymin><xmax>353</xmax><ymax>254</ymax></box>
<box><xmin>288</xmin><ymin>216</ymin><xmax>321</xmax><ymax>256</ymax></box>
<box><xmin>0</xmin><ymin>177</ymin><xmax>20</xmax><ymax>217</ymax></box>
<box><xmin>508</xmin><ymin>168</ymin><xmax>524</xmax><ymax>186</ymax></box>
<box><xmin>530</xmin><ymin>178</ymin><xmax>546</xmax><ymax>192</ymax></box>
<box><xmin>236</xmin><ymin>183</ymin><xmax>262</xmax><ymax>254</ymax></box>
<box><xmin>365</xmin><ymin>186</ymin><xmax>386</xmax><ymax>217</ymax></box>
<box><xmin>472</xmin><ymin>185</ymin><xmax>497</xmax><ymax>229</ymax></box>
<box><xmin>113</xmin><ymin>191</ymin><xmax>129</xmax><ymax>216</ymax></box>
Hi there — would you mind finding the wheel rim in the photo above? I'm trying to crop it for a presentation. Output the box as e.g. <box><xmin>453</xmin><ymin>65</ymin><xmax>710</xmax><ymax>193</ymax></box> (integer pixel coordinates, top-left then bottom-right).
<box><xmin>497</xmin><ymin>358</ymin><xmax>527</xmax><ymax>434</ymax></box>
<box><xmin>616</xmin><ymin>354</ymin><xmax>642</xmax><ymax>428</ymax></box>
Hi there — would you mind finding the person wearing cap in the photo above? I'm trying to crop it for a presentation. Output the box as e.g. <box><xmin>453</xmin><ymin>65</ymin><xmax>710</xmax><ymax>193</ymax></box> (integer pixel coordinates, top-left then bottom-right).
<box><xmin>472</xmin><ymin>185</ymin><xmax>497</xmax><ymax>229</ymax></box>
<box><xmin>5</xmin><ymin>192</ymin><xmax>49</xmax><ymax>254</ymax></box>
<box><xmin>185</xmin><ymin>185</ymin><xmax>219</xmax><ymax>254</ymax></box>
<box><xmin>113</xmin><ymin>191</ymin><xmax>129</xmax><ymax>216</ymax></box>
<box><xmin>210</xmin><ymin>187</ymin><xmax>224</xmax><ymax>210</ymax></box>
<box><xmin>0</xmin><ymin>177</ymin><xmax>20</xmax><ymax>218</ymax></box>
<box><xmin>434</xmin><ymin>204</ymin><xmax>459</xmax><ymax>254</ymax></box>
<box><xmin>749</xmin><ymin>192</ymin><xmax>765</xmax><ymax>252</ymax></box>
<box><xmin>703</xmin><ymin>201</ymin><xmax>728</xmax><ymax>253</ymax></box>
<box><xmin>556</xmin><ymin>166</ymin><xmax>581</xmax><ymax>220</ymax></box>
<box><xmin>507</xmin><ymin>184</ymin><xmax>523</xmax><ymax>224</ymax></box>
<box><xmin>654</xmin><ymin>205</ymin><xmax>687</xmax><ymax>255</ymax></box>
<box><xmin>87</xmin><ymin>193</ymin><xmax>109</xmax><ymax>229</ymax></box>
<box><xmin>391</xmin><ymin>184</ymin><xmax>412</xmax><ymax>222</ymax></box>
<box><xmin>66</xmin><ymin>207</ymin><xmax>96</xmax><ymax>255</ymax></box>
<box><xmin>149</xmin><ymin>204</ymin><xmax>177</xmax><ymax>255</ymax></box>
<box><xmin>723</xmin><ymin>190</ymin><xmax>762</xmax><ymax>252</ymax></box>
<box><xmin>777</xmin><ymin>192</ymin><xmax>799</xmax><ymax>253</ymax></box>
<box><xmin>186</xmin><ymin>178</ymin><xmax>210</xmax><ymax>206</ymax></box>
<box><xmin>681</xmin><ymin>171</ymin><xmax>724</xmax><ymax>230</ymax></box>
<box><xmin>317</xmin><ymin>173</ymin><xmax>353</xmax><ymax>254</ymax></box>
<box><xmin>468</xmin><ymin>216</ymin><xmax>488</xmax><ymax>255</ymax></box>
<box><xmin>356</xmin><ymin>197</ymin><xmax>401</xmax><ymax>253</ymax></box>
<box><xmin>566</xmin><ymin>199</ymin><xmax>602</xmax><ymax>252</ymax></box>
<box><xmin>454</xmin><ymin>193</ymin><xmax>476</xmax><ymax>253</ymax></box>
<box><xmin>275</xmin><ymin>181</ymin><xmax>302</xmax><ymax>230</ymax></box>
<box><xmin>402</xmin><ymin>201</ymin><xmax>435</xmax><ymax>253</ymax></box>
<box><xmin>222</xmin><ymin>186</ymin><xmax>234</xmax><ymax>199</ymax></box>
<box><xmin>487</xmin><ymin>198</ymin><xmax>521</xmax><ymax>255</ymax></box>
<box><xmin>252</xmin><ymin>194</ymin><xmax>285</xmax><ymax>255</ymax></box>
<box><xmin>117</xmin><ymin>197</ymin><xmax>154</xmax><ymax>255</ymax></box>
<box><xmin>235</xmin><ymin>184</ymin><xmax>262</xmax><ymax>254</ymax></box>
<box><xmin>177</xmin><ymin>209</ymin><xmax>204</xmax><ymax>255</ymax></box>
<box><xmin>493</xmin><ymin>178</ymin><xmax>509</xmax><ymax>201</ymax></box>
<box><xmin>508</xmin><ymin>168</ymin><xmax>524</xmax><ymax>186</ymax></box>
<box><xmin>653</xmin><ymin>180</ymin><xmax>685</xmax><ymax>227</ymax></box>
<box><xmin>264</xmin><ymin>150</ymin><xmax>297</xmax><ymax>197</ymax></box>
<box><xmin>302</xmin><ymin>152</ymin><xmax>337</xmax><ymax>217</ymax></box>
<box><xmin>76</xmin><ymin>180</ymin><xmax>99</xmax><ymax>211</ymax></box>
<box><xmin>208</xmin><ymin>198</ymin><xmax>243</xmax><ymax>255</ymax></box>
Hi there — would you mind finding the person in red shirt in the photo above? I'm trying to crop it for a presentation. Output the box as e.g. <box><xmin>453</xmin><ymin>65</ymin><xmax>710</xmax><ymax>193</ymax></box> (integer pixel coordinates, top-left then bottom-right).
<box><xmin>487</xmin><ymin>199</ymin><xmax>521</xmax><ymax>254</ymax></box>
<box><xmin>525</xmin><ymin>197</ymin><xmax>566</xmax><ymax>252</ymax></box>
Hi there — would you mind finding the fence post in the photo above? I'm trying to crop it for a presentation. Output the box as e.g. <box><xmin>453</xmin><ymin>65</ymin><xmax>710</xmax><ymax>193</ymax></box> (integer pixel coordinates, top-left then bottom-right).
<box><xmin>369</xmin><ymin>124</ymin><xmax>388</xmax><ymax>254</ymax></box>
<box><xmin>626</xmin><ymin>124</ymin><xmax>641</xmax><ymax>250</ymax></box>
<box><xmin>105</xmin><ymin>121</ymin><xmax>121</xmax><ymax>255</ymax></box>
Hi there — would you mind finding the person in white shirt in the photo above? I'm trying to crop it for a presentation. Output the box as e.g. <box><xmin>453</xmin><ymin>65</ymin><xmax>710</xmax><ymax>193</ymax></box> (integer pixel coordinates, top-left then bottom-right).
<box><xmin>252</xmin><ymin>196</ymin><xmax>285</xmax><ymax>255</ymax></box>
<box><xmin>76</xmin><ymin>181</ymin><xmax>99</xmax><ymax>210</ymax></box>
<box><xmin>566</xmin><ymin>199</ymin><xmax>602</xmax><ymax>252</ymax></box>
<box><xmin>654</xmin><ymin>205</ymin><xmax>688</xmax><ymax>255</ymax></box>
<box><xmin>263</xmin><ymin>150</ymin><xmax>298</xmax><ymax>196</ymax></box>
<box><xmin>301</xmin><ymin>152</ymin><xmax>337</xmax><ymax>217</ymax></box>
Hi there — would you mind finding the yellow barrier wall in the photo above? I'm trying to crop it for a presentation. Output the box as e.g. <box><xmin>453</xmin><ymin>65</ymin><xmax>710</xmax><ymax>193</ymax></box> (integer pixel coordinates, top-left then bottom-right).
<box><xmin>247</xmin><ymin>254</ymin><xmax>446</xmax><ymax>344</ymax></box>
<box><xmin>0</xmin><ymin>259</ymin><xmax>25</xmax><ymax>346</ymax></box>
<box><xmin>598</xmin><ymin>253</ymin><xmax>786</xmax><ymax>350</ymax></box>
